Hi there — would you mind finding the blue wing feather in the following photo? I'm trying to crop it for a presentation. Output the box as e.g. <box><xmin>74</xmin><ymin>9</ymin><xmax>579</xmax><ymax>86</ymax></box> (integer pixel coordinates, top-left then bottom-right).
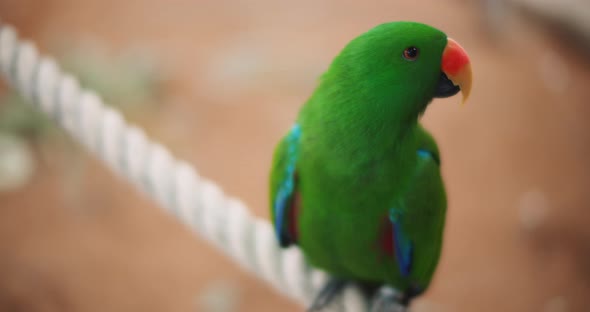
<box><xmin>389</xmin><ymin>208</ymin><xmax>413</xmax><ymax>277</ymax></box>
<box><xmin>273</xmin><ymin>124</ymin><xmax>301</xmax><ymax>246</ymax></box>
<box><xmin>417</xmin><ymin>148</ymin><xmax>439</xmax><ymax>165</ymax></box>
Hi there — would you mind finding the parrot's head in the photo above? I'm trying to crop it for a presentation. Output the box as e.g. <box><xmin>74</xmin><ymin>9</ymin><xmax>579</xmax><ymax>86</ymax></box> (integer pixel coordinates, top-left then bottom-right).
<box><xmin>323</xmin><ymin>21</ymin><xmax>472</xmax><ymax>120</ymax></box>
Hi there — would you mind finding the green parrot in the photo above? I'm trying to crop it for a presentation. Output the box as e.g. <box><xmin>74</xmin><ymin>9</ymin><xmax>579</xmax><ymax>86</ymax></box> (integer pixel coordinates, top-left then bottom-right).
<box><xmin>269</xmin><ymin>21</ymin><xmax>472</xmax><ymax>310</ymax></box>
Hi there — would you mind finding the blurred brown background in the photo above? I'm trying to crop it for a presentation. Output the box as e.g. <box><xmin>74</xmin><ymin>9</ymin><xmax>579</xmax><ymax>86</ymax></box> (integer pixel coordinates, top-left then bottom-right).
<box><xmin>0</xmin><ymin>0</ymin><xmax>589</xmax><ymax>311</ymax></box>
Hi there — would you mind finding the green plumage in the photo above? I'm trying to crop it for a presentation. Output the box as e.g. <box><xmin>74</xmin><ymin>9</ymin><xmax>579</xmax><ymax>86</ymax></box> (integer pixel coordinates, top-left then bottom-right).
<box><xmin>270</xmin><ymin>22</ymin><xmax>448</xmax><ymax>296</ymax></box>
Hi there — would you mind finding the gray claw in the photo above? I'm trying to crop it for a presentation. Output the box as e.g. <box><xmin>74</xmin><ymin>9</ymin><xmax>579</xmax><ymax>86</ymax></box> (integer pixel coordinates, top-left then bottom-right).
<box><xmin>370</xmin><ymin>286</ymin><xmax>407</xmax><ymax>312</ymax></box>
<box><xmin>307</xmin><ymin>278</ymin><xmax>348</xmax><ymax>312</ymax></box>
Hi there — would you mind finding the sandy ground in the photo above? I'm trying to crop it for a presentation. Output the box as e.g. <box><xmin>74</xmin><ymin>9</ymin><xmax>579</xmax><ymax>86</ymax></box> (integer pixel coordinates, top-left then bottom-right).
<box><xmin>0</xmin><ymin>0</ymin><xmax>590</xmax><ymax>311</ymax></box>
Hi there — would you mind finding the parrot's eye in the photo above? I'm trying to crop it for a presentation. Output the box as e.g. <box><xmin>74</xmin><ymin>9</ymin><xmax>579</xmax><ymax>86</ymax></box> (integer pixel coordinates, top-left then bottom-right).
<box><xmin>403</xmin><ymin>47</ymin><xmax>419</xmax><ymax>61</ymax></box>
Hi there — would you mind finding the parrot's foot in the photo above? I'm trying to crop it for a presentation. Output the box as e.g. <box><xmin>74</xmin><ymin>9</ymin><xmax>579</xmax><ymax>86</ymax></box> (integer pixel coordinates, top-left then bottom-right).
<box><xmin>307</xmin><ymin>278</ymin><xmax>348</xmax><ymax>312</ymax></box>
<box><xmin>370</xmin><ymin>286</ymin><xmax>407</xmax><ymax>312</ymax></box>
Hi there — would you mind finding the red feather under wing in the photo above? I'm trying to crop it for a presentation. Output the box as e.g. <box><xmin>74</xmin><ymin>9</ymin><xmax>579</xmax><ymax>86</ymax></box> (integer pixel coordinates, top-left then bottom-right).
<box><xmin>379</xmin><ymin>217</ymin><xmax>395</xmax><ymax>257</ymax></box>
<box><xmin>287</xmin><ymin>192</ymin><xmax>301</xmax><ymax>243</ymax></box>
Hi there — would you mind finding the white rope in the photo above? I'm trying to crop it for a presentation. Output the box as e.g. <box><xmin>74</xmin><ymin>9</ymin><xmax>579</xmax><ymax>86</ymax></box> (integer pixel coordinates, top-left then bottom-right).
<box><xmin>0</xmin><ymin>22</ymin><xmax>370</xmax><ymax>311</ymax></box>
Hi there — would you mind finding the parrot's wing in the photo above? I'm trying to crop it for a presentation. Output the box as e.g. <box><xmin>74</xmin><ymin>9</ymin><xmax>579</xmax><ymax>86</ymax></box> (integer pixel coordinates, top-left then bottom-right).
<box><xmin>270</xmin><ymin>124</ymin><xmax>301</xmax><ymax>247</ymax></box>
<box><xmin>387</xmin><ymin>142</ymin><xmax>442</xmax><ymax>278</ymax></box>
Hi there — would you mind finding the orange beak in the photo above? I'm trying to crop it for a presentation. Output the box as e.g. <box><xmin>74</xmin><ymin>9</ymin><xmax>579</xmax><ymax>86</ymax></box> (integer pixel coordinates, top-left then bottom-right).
<box><xmin>441</xmin><ymin>38</ymin><xmax>472</xmax><ymax>104</ymax></box>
